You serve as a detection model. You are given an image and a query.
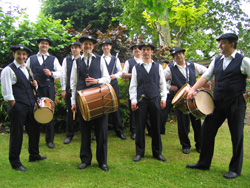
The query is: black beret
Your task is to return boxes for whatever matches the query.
[169,47,185,56]
[216,33,238,41]
[79,35,97,44]
[99,40,113,46]
[37,37,52,45]
[138,43,155,50]
[70,42,81,47]
[130,44,140,50]
[11,45,32,54]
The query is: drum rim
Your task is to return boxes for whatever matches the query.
[171,83,190,105]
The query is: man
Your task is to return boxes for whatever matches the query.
[129,43,167,162]
[1,45,46,171]
[61,42,81,144]
[26,37,62,149]
[186,33,250,179]
[99,39,126,140]
[71,35,110,171]
[122,44,151,140]
[162,47,207,154]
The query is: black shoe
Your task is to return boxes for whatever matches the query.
[131,133,136,140]
[133,155,143,162]
[223,171,239,179]
[47,142,55,149]
[119,133,127,140]
[186,163,210,170]
[183,148,190,154]
[14,165,27,171]
[29,155,47,162]
[196,147,201,153]
[64,137,72,144]
[78,163,90,170]
[100,164,109,171]
[92,135,96,141]
[154,154,167,162]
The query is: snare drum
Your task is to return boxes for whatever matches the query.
[171,84,191,114]
[34,97,54,124]
[187,90,214,119]
[77,83,118,121]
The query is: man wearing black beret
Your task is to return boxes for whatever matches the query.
[61,42,82,144]
[26,37,62,149]
[129,43,167,162]
[99,39,126,140]
[162,46,207,154]
[186,33,250,179]
[1,45,46,171]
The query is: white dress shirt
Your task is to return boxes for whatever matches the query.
[101,54,123,78]
[202,51,250,80]
[129,60,167,103]
[61,55,74,91]
[123,57,142,73]
[26,52,62,79]
[1,60,30,101]
[164,61,208,89]
[70,53,110,105]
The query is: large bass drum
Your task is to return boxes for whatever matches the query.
[77,83,118,121]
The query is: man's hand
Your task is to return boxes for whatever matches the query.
[110,75,116,80]
[243,93,249,103]
[71,104,77,113]
[86,76,98,87]
[30,80,38,88]
[9,100,15,107]
[43,69,52,76]
[131,102,138,111]
[62,90,66,99]
[170,86,178,92]
[187,88,196,100]
[160,100,166,109]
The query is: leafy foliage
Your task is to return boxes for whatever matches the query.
[41,0,123,34]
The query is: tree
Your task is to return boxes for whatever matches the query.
[118,0,250,60]
[41,0,123,34]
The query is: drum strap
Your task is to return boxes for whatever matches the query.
[185,61,189,84]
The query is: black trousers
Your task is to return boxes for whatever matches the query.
[37,86,55,143]
[109,83,123,135]
[198,95,246,174]
[78,110,108,166]
[9,102,40,168]
[129,99,152,135]
[176,108,201,149]
[160,97,173,134]
[135,97,162,156]
[65,91,74,138]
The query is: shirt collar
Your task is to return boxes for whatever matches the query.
[14,60,25,68]
[173,61,189,67]
[139,60,155,65]
[134,56,142,63]
[220,51,237,60]
[102,54,112,58]
[81,53,96,59]
[37,52,50,56]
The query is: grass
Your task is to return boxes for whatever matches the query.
[0,122,250,188]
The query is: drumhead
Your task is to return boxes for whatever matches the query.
[34,108,53,124]
[172,84,190,104]
[195,91,214,115]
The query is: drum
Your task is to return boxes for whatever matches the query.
[77,83,118,121]
[187,90,214,119]
[171,84,191,114]
[34,97,54,124]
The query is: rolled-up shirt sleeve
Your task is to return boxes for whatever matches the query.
[201,59,215,81]
[1,67,16,101]
[70,60,78,105]
[159,64,168,100]
[129,66,138,103]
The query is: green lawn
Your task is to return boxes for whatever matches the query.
[0,122,249,188]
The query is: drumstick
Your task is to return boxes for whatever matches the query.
[73,111,75,120]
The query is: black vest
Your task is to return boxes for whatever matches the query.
[128,58,137,74]
[9,63,35,106]
[136,62,160,101]
[66,56,74,91]
[169,62,196,98]
[76,54,102,90]
[105,55,117,86]
[213,53,246,100]
[29,55,55,87]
